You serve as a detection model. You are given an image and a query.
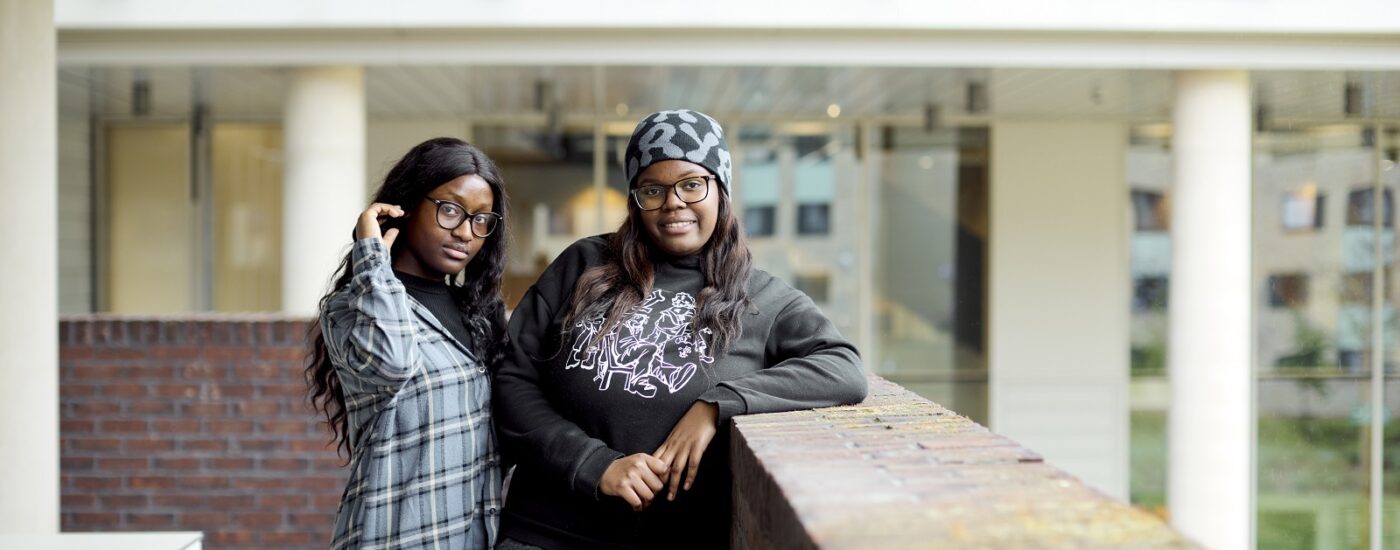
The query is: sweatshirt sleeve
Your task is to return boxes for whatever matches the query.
[698,291,868,424]
[493,240,624,500]
[319,237,421,389]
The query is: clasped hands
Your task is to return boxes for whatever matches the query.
[598,400,718,512]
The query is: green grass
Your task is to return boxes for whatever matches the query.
[1130,410,1400,548]
[1130,411,1167,513]
[1258,511,1318,550]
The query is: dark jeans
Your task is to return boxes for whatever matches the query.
[496,538,545,550]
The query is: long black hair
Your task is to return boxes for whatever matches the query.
[562,184,751,357]
[305,137,510,459]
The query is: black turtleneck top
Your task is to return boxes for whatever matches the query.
[394,269,475,352]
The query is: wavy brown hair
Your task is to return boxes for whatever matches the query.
[304,137,510,460]
[563,186,751,357]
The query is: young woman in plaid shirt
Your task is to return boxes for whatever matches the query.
[306,138,509,549]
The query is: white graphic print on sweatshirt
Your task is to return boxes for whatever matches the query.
[566,289,714,398]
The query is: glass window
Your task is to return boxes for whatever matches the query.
[1256,122,1383,548]
[1267,273,1310,308]
[1130,189,1169,231]
[1132,276,1169,313]
[1348,187,1394,227]
[738,123,863,367]
[740,146,780,238]
[1127,130,1173,515]
[796,203,831,235]
[475,125,601,308]
[794,140,835,236]
[1281,190,1326,231]
[105,122,195,313]
[871,126,987,424]
[1383,123,1400,550]
[1341,270,1392,305]
[743,205,776,237]
[82,68,297,313]
[212,124,283,312]
[793,272,832,304]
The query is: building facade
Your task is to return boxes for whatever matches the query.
[3,1,1399,548]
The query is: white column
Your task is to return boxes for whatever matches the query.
[282,66,366,315]
[0,0,58,534]
[855,122,877,360]
[1168,70,1253,549]
[989,121,1130,500]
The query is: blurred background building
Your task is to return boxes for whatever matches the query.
[4,0,1400,548]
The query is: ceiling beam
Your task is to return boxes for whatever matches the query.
[58,29,1400,71]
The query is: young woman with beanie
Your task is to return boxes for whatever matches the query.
[494,110,868,549]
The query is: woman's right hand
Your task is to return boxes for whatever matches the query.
[599,453,669,512]
[355,203,407,249]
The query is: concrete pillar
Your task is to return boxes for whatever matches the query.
[989,121,1130,500]
[283,66,366,315]
[1167,70,1253,549]
[0,0,58,533]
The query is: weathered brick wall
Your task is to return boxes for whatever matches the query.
[59,316,343,549]
[730,375,1196,548]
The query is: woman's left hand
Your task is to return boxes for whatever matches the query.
[654,400,719,501]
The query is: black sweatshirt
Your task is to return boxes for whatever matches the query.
[494,236,868,549]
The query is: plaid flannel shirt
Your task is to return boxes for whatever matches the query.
[321,237,502,550]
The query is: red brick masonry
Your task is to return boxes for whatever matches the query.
[60,316,1191,549]
[60,316,338,549]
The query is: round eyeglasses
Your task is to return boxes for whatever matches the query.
[630,175,714,211]
[425,197,502,238]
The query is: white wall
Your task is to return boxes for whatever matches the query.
[54,0,1400,33]
[53,2,1400,70]
[0,0,59,534]
[58,88,91,314]
[989,121,1129,500]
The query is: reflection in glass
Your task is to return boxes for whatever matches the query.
[796,203,831,235]
[872,126,987,423]
[793,273,832,304]
[738,124,861,343]
[1255,124,1382,548]
[743,205,776,237]
[1382,123,1400,549]
[1128,129,1172,514]
[474,125,609,307]
[106,123,195,313]
[1131,190,1169,232]
[739,137,780,240]
[212,124,283,311]
[1347,188,1394,228]
[1281,189,1326,231]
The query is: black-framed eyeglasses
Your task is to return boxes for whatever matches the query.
[630,175,714,211]
[425,197,502,238]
